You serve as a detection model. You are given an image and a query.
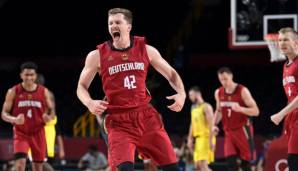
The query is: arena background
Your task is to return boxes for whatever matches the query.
[0,0,297,170]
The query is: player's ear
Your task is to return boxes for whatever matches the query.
[127,24,132,32]
[294,40,298,47]
[294,41,298,56]
[19,73,25,80]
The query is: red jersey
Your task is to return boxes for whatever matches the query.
[218,84,250,131]
[283,59,298,102]
[97,36,151,112]
[11,84,47,135]
[283,58,298,127]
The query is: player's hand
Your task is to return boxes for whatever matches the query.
[166,93,186,112]
[14,114,25,125]
[271,112,285,125]
[231,103,243,113]
[212,126,219,136]
[87,99,109,115]
[43,113,52,123]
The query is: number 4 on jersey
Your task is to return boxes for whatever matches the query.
[27,109,32,118]
[124,75,137,89]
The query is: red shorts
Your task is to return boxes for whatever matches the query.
[105,105,177,167]
[285,111,298,154]
[13,128,46,162]
[224,125,255,161]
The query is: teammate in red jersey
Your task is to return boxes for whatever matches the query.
[271,27,298,171]
[1,62,55,171]
[213,67,259,171]
[77,8,186,171]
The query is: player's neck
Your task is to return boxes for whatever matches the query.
[225,82,237,94]
[196,97,204,105]
[21,82,37,92]
[113,35,130,50]
[287,53,298,63]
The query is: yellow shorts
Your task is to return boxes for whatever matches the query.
[45,125,56,158]
[193,136,215,164]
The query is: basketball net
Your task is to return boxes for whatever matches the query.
[265,34,286,62]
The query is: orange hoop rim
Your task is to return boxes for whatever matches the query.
[265,33,279,41]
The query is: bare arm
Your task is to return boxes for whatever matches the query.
[187,123,194,152]
[76,50,108,115]
[1,88,18,124]
[212,89,221,136]
[48,90,65,158]
[277,96,298,117]
[187,123,193,140]
[57,135,65,159]
[214,89,222,125]
[146,45,186,112]
[45,89,55,117]
[232,87,259,116]
[204,103,216,151]
[77,50,100,106]
[204,103,214,136]
[42,89,56,123]
[271,95,298,125]
[49,90,56,109]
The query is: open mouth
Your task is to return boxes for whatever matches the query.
[112,32,120,40]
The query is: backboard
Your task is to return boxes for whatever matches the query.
[229,0,298,49]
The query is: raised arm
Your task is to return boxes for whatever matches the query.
[1,88,24,125]
[146,45,186,112]
[76,50,108,115]
[232,87,259,116]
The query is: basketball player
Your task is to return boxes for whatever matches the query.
[36,74,66,171]
[1,62,55,171]
[77,8,186,171]
[270,27,298,170]
[214,67,259,171]
[187,86,215,171]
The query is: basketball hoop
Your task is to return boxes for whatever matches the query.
[265,34,286,62]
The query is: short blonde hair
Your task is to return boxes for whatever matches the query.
[108,8,133,24]
[278,27,298,40]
